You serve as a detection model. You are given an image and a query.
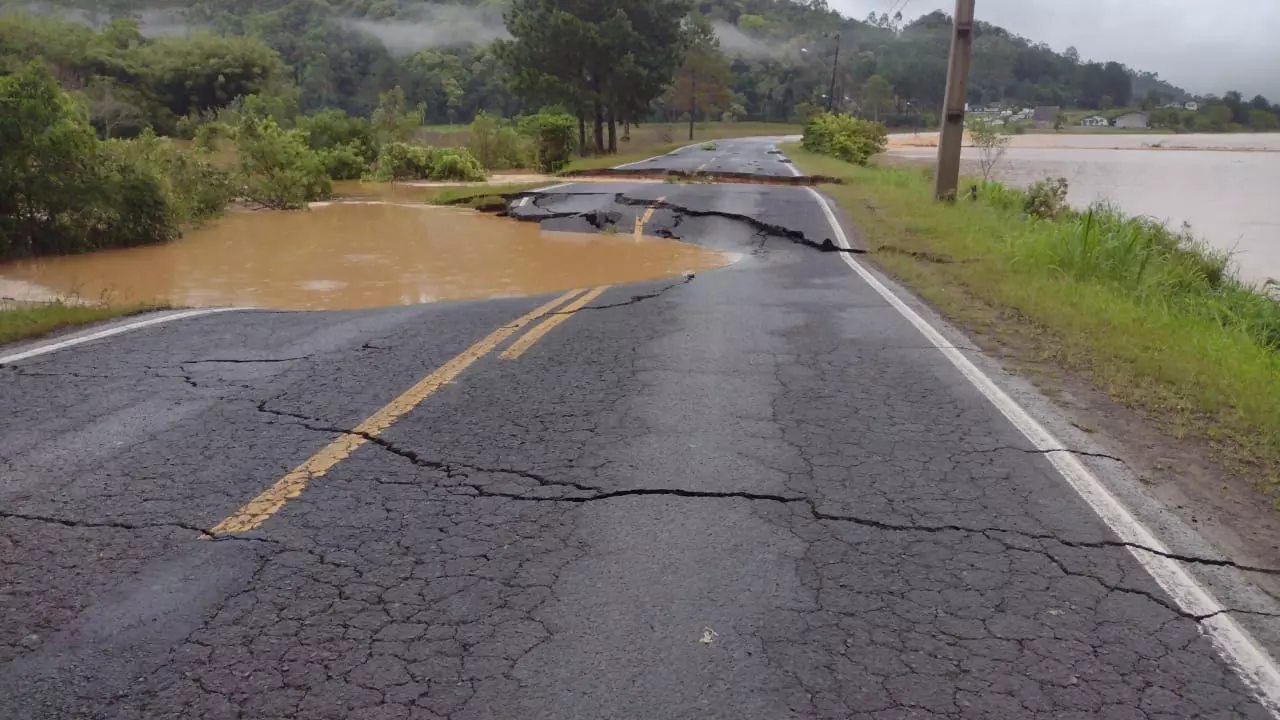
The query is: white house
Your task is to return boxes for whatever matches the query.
[1114,111,1151,129]
[1080,115,1109,127]
[1184,100,1199,112]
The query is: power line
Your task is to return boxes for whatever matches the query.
[888,0,914,18]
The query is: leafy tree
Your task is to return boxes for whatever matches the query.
[500,0,690,154]
[665,13,731,140]
[861,74,894,121]
[235,116,332,209]
[370,85,424,146]
[1223,90,1249,125]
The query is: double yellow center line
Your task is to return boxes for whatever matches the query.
[210,286,606,535]
[210,197,667,536]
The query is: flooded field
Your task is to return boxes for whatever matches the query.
[0,203,735,311]
[889,133,1280,284]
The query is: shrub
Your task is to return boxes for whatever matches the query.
[518,108,578,173]
[801,112,888,166]
[298,110,377,161]
[369,141,433,181]
[467,111,529,170]
[111,131,235,225]
[429,148,486,182]
[192,121,234,152]
[318,142,369,180]
[1023,176,1070,219]
[236,117,332,209]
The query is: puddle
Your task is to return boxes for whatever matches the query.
[0,204,736,311]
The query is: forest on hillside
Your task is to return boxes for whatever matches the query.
[2,0,1222,130]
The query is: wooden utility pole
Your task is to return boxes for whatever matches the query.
[826,33,841,113]
[933,0,976,200]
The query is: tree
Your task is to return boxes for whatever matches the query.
[861,75,894,122]
[1249,109,1279,131]
[1223,90,1249,125]
[1141,88,1165,110]
[1250,94,1273,112]
[965,117,1009,180]
[499,0,690,155]
[85,77,145,139]
[1064,46,1080,64]
[370,86,424,146]
[665,14,731,140]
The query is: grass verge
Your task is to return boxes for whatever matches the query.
[423,182,554,209]
[782,142,1280,503]
[0,303,158,346]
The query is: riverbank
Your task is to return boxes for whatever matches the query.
[783,143,1280,511]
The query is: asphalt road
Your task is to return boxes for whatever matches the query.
[615,135,803,177]
[2,137,1278,719]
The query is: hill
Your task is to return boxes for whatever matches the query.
[2,0,1196,124]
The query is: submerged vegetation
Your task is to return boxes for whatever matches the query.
[787,141,1280,498]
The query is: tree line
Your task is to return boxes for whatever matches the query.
[7,0,1248,135]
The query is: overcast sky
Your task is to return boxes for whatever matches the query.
[830,1,1280,101]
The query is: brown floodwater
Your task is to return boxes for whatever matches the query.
[890,133,1280,284]
[0,203,736,311]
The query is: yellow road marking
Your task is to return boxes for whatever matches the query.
[209,289,585,535]
[632,196,666,241]
[500,286,610,361]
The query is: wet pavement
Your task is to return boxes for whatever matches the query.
[0,204,732,310]
[2,138,1280,719]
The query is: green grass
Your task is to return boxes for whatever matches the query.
[423,182,554,209]
[783,142,1280,501]
[0,303,157,345]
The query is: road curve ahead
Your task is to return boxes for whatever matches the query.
[2,137,1278,719]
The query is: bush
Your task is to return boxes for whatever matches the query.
[111,131,235,225]
[467,112,529,170]
[298,110,377,161]
[369,141,433,181]
[429,148,486,182]
[0,63,210,258]
[801,112,888,166]
[518,108,578,173]
[368,143,486,182]
[1023,176,1069,219]
[236,117,332,209]
[318,143,369,180]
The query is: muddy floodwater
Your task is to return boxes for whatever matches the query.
[889,133,1280,284]
[0,203,735,311]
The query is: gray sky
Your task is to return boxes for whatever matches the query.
[831,0,1280,101]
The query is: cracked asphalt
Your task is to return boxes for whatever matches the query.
[3,137,1279,719]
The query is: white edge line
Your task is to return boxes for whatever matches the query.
[0,307,248,365]
[807,185,1280,714]
[776,144,805,178]
[615,141,700,170]
[531,183,571,194]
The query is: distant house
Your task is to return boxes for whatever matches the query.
[1080,115,1110,127]
[1031,106,1061,128]
[1184,100,1199,112]
[1114,111,1151,129]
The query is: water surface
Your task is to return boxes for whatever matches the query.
[890,133,1280,283]
[0,204,735,310]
